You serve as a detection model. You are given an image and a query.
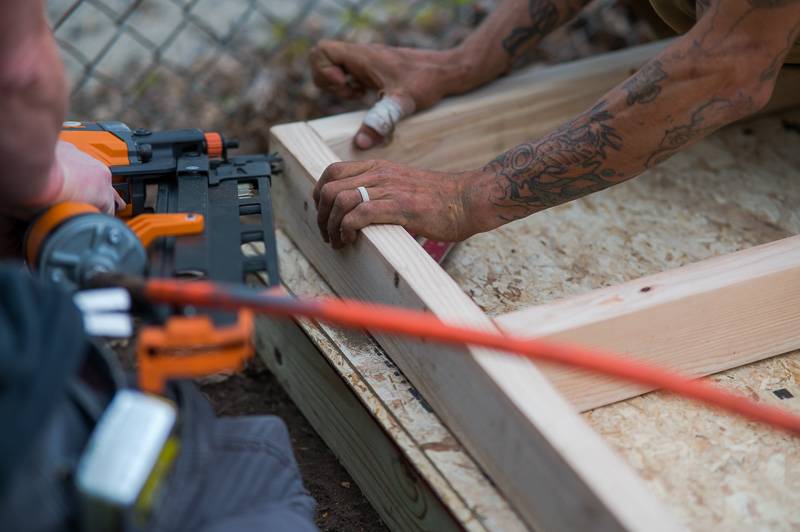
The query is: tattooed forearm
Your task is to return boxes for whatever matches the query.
[463,0,800,232]
[501,0,560,58]
[483,102,624,217]
[442,0,591,93]
[645,94,754,167]
[622,60,668,106]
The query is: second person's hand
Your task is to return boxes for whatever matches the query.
[309,39,474,150]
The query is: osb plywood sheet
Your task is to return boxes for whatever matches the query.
[446,110,800,316]
[586,352,800,531]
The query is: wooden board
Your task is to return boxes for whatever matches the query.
[495,235,800,411]
[250,233,527,532]
[256,317,463,531]
[269,121,679,531]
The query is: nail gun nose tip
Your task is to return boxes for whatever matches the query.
[226,139,240,149]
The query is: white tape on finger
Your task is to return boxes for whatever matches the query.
[362,96,406,137]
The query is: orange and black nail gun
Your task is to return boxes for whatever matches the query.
[25,120,282,393]
[22,121,284,530]
[28,121,280,288]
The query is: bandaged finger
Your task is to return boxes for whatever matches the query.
[362,96,407,138]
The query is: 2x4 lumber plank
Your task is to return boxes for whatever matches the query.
[495,235,800,412]
[308,41,800,174]
[269,121,680,532]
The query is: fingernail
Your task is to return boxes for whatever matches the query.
[355,132,374,150]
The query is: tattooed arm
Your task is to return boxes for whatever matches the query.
[470,0,800,229]
[310,0,587,149]
[314,0,800,247]
[448,0,590,90]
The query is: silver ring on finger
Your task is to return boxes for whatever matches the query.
[357,186,370,203]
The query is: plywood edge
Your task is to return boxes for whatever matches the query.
[495,235,800,411]
[270,120,681,532]
[256,316,469,531]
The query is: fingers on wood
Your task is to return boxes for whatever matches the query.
[340,200,399,245]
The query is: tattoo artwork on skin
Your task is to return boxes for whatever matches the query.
[484,102,624,219]
[502,0,560,58]
[622,60,668,106]
[645,95,753,167]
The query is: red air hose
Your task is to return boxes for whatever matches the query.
[144,278,800,435]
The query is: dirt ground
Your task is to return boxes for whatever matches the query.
[200,360,388,532]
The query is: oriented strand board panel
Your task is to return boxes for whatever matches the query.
[586,351,800,532]
[256,316,465,532]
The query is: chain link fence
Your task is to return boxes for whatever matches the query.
[48,0,654,151]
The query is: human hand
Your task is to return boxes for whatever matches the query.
[0,142,123,257]
[309,40,469,150]
[53,140,123,215]
[313,160,493,248]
